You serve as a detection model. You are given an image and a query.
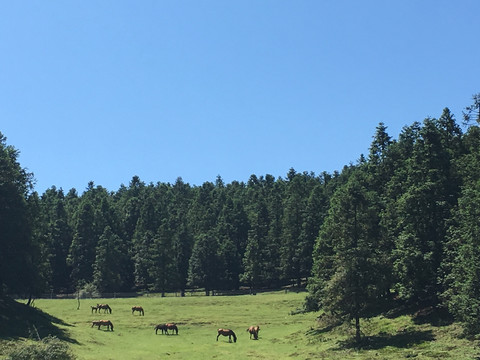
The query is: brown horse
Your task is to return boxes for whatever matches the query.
[155,323,168,334]
[96,304,112,314]
[155,323,178,335]
[132,306,144,316]
[216,328,237,343]
[90,305,98,313]
[165,323,178,335]
[91,320,114,331]
[247,325,260,340]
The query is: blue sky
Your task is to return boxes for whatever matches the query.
[1,1,479,194]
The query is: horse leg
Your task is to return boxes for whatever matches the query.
[216,333,220,341]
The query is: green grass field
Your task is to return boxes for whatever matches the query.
[1,291,479,359]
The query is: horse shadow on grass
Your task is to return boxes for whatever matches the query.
[0,296,78,344]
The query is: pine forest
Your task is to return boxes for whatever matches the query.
[2,94,480,337]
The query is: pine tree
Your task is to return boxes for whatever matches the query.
[309,169,381,343]
[93,226,127,292]
[188,232,219,295]
[0,132,35,296]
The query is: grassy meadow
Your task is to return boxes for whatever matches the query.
[1,291,479,359]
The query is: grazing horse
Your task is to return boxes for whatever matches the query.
[155,322,178,335]
[91,320,114,331]
[165,323,178,335]
[216,328,237,343]
[96,304,112,314]
[247,325,260,340]
[132,306,144,316]
[155,323,168,335]
[90,305,98,313]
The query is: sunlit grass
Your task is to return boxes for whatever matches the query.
[1,291,478,359]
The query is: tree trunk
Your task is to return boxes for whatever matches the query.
[355,314,361,344]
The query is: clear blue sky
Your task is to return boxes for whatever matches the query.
[1,1,479,194]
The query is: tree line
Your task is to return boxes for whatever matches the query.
[1,94,480,336]
[0,146,337,298]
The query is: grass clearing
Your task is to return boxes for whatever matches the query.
[1,291,479,359]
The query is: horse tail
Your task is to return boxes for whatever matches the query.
[232,331,237,343]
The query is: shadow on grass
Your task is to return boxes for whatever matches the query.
[411,306,454,327]
[336,329,435,351]
[0,296,78,343]
[372,300,453,330]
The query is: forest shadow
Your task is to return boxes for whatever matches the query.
[411,306,454,327]
[337,329,435,350]
[383,304,454,328]
[0,296,78,343]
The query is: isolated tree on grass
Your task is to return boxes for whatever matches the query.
[310,169,382,343]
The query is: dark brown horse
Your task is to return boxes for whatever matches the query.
[155,323,168,335]
[91,320,114,331]
[155,323,178,335]
[132,306,144,316]
[246,325,260,340]
[90,305,98,313]
[165,323,178,335]
[96,304,112,314]
[216,328,237,343]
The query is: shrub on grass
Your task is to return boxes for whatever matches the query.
[4,336,75,360]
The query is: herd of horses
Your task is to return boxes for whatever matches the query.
[89,303,260,342]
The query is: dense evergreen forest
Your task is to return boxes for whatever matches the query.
[1,94,480,336]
